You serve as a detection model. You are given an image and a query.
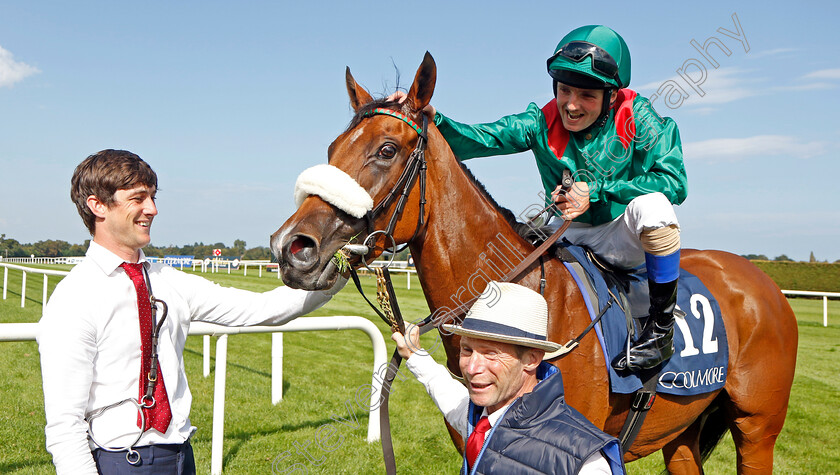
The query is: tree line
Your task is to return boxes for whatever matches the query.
[1,234,832,264]
[0,234,273,260]
[741,251,837,263]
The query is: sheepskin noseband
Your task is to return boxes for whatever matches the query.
[293,164,374,219]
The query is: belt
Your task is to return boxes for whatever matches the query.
[92,440,192,466]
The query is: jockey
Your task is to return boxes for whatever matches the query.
[413,25,688,371]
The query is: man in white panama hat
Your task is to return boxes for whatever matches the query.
[393,281,625,474]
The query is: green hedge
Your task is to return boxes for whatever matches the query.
[751,261,840,292]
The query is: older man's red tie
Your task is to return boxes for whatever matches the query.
[466,416,490,469]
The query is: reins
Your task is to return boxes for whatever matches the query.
[349,108,427,475]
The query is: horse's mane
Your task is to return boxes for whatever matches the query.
[454,160,549,242]
[453,161,518,227]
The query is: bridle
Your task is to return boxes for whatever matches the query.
[342,106,583,475]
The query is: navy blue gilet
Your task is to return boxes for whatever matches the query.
[462,362,625,474]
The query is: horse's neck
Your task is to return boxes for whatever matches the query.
[410,136,538,312]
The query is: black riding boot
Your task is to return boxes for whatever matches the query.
[613,279,678,372]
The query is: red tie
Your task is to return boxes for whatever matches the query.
[121,263,172,433]
[466,416,490,469]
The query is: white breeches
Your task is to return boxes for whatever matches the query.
[550,192,680,269]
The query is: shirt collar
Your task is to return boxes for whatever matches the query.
[483,402,513,428]
[87,240,148,275]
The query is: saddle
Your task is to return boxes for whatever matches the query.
[516,225,729,397]
[560,242,652,343]
[517,228,728,452]
[519,225,644,338]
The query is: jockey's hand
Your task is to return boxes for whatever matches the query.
[386,91,436,120]
[552,182,591,221]
[391,323,422,360]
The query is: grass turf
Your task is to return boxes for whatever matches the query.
[0,265,837,473]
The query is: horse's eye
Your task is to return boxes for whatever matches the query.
[377,143,397,159]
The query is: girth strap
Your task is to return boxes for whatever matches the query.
[565,248,660,454]
[618,368,659,453]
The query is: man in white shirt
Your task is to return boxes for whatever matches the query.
[38,149,345,474]
[393,282,626,474]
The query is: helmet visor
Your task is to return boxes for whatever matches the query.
[547,41,621,87]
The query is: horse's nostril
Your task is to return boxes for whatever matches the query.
[289,236,313,256]
[285,235,319,272]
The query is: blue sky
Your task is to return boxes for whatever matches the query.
[1,1,838,261]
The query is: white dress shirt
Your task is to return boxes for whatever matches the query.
[405,352,614,474]
[38,241,339,474]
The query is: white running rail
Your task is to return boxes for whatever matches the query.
[0,316,387,475]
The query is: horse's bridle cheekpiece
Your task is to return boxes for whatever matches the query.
[360,108,428,246]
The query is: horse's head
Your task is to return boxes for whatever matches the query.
[271,53,437,290]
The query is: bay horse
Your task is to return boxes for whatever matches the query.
[270,53,798,474]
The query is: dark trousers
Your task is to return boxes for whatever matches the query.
[92,441,196,475]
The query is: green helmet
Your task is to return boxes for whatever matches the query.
[547,25,631,89]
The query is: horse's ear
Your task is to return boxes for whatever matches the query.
[407,51,436,111]
[346,66,374,112]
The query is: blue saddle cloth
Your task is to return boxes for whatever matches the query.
[561,244,728,396]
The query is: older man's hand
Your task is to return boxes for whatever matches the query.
[391,324,422,360]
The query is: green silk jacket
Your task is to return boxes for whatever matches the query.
[434,89,688,226]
